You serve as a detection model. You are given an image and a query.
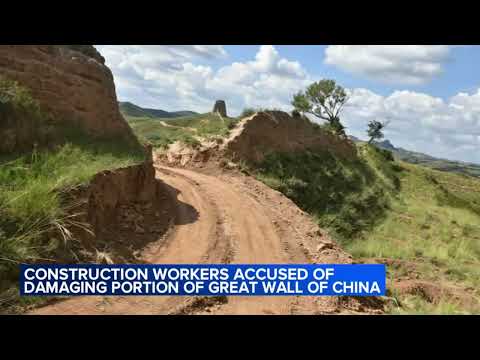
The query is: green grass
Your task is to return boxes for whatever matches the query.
[0,77,42,112]
[349,163,480,263]
[168,112,238,138]
[126,112,239,149]
[0,138,144,288]
[0,78,145,311]
[119,101,198,119]
[349,162,480,308]
[372,139,480,178]
[128,117,200,149]
[255,144,400,240]
[250,142,480,314]
[238,107,284,118]
[389,294,471,315]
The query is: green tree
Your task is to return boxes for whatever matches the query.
[367,120,389,144]
[291,79,349,135]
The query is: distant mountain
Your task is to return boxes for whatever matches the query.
[350,136,480,178]
[119,101,198,119]
[376,139,395,151]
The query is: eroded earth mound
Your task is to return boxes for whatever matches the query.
[0,45,137,152]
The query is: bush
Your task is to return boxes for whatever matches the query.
[180,134,201,149]
[291,109,301,118]
[254,147,399,241]
[0,80,145,303]
[0,77,42,111]
[240,108,256,118]
[0,77,53,154]
[377,147,395,161]
[239,107,286,119]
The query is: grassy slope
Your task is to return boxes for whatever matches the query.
[373,140,480,178]
[412,158,480,178]
[252,143,480,314]
[0,79,145,311]
[355,162,480,314]
[126,112,238,149]
[119,101,198,119]
[255,145,399,240]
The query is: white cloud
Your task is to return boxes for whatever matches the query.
[343,88,480,163]
[250,45,305,78]
[172,45,227,59]
[95,45,480,164]
[97,45,310,115]
[325,45,451,85]
[206,46,310,112]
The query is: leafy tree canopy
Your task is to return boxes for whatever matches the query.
[292,79,349,136]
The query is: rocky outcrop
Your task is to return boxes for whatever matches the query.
[223,111,357,163]
[212,100,227,117]
[0,45,137,146]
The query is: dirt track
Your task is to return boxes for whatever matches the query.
[30,165,380,315]
[160,121,197,132]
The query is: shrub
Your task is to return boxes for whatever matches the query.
[0,80,144,304]
[180,134,201,149]
[240,108,256,118]
[0,77,42,111]
[254,148,399,240]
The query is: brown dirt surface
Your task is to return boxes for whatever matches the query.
[359,257,480,311]
[0,45,137,152]
[222,111,357,164]
[28,163,384,315]
[156,111,358,169]
[392,279,479,310]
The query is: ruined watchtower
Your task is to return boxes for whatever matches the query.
[212,100,227,117]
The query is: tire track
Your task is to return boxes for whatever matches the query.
[29,165,363,315]
[29,168,229,315]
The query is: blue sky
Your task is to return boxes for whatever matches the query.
[224,45,480,99]
[96,45,480,164]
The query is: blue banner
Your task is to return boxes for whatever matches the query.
[20,264,386,296]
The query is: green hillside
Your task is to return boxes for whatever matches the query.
[126,112,238,149]
[0,78,145,312]
[119,101,198,119]
[251,143,480,314]
[395,151,480,178]
[360,138,480,178]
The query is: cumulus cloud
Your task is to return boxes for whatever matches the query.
[97,45,310,115]
[324,45,451,85]
[343,88,480,163]
[96,45,480,164]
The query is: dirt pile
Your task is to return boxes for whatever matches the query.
[0,45,137,150]
[223,111,357,164]
[66,148,173,263]
[162,140,219,167]
[157,111,357,168]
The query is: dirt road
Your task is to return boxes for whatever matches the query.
[30,165,378,315]
[160,121,197,132]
